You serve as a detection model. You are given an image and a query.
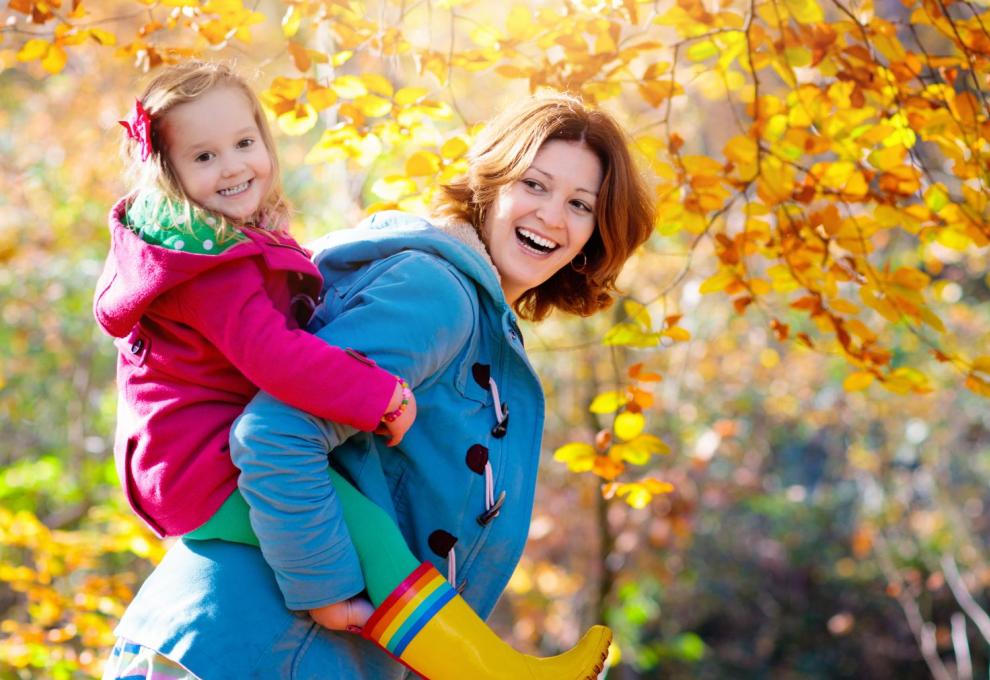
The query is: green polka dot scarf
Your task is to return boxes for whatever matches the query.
[125,191,247,254]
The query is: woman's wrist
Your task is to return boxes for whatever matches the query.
[381,378,411,423]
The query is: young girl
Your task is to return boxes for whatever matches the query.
[94,61,415,629]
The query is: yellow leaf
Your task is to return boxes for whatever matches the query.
[405,151,441,177]
[891,267,929,291]
[506,4,533,39]
[371,175,417,201]
[783,0,824,23]
[724,135,757,165]
[623,299,651,329]
[553,442,596,472]
[331,75,367,99]
[308,87,337,111]
[603,323,659,347]
[589,390,627,414]
[40,43,66,74]
[88,28,117,46]
[966,374,990,398]
[441,136,469,160]
[277,103,317,136]
[470,25,502,49]
[843,371,875,392]
[395,86,428,106]
[661,326,691,342]
[331,50,353,66]
[281,5,301,37]
[355,94,392,117]
[699,269,735,294]
[829,298,860,315]
[972,356,990,374]
[17,39,49,62]
[361,73,394,98]
[638,80,680,108]
[612,434,670,463]
[614,412,645,441]
[266,76,306,101]
[687,39,718,62]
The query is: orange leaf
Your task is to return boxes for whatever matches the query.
[288,42,311,72]
[843,371,875,392]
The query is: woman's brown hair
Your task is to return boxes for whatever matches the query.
[433,93,655,321]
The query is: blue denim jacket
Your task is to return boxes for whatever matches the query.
[114,212,547,678]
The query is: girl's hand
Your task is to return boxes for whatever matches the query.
[375,382,417,446]
[309,596,374,633]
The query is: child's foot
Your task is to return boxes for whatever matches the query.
[309,597,374,632]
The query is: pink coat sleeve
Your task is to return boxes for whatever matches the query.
[175,258,397,432]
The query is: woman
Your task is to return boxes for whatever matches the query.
[105,93,655,679]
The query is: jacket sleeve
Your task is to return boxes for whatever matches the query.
[176,258,397,432]
[230,252,476,610]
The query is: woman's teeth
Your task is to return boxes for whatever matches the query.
[219,181,250,196]
[516,228,558,253]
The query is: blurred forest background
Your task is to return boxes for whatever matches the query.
[2,0,990,677]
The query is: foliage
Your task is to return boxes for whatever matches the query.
[2,0,990,676]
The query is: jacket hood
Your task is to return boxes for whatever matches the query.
[309,211,506,309]
[94,197,318,338]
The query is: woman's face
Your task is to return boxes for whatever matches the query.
[481,140,602,305]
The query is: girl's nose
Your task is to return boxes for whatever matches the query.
[221,156,245,177]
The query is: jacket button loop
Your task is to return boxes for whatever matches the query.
[490,404,509,438]
[476,491,506,526]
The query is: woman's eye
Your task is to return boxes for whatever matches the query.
[195,152,214,163]
[522,178,544,191]
[571,200,592,213]
[237,138,254,149]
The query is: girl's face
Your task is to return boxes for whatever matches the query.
[162,86,273,222]
[481,140,602,304]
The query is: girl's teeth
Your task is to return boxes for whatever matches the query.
[219,181,249,196]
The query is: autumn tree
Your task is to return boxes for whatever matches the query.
[2,0,990,676]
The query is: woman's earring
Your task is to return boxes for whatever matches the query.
[571,252,588,272]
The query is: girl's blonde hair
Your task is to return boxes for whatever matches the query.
[433,93,655,321]
[120,60,286,238]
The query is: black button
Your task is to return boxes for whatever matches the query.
[472,363,491,390]
[130,338,144,354]
[428,529,458,557]
[466,444,489,474]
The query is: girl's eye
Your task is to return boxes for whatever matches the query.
[522,178,544,191]
[195,152,214,163]
[571,199,593,213]
[237,138,254,149]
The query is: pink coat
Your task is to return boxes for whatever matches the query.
[94,198,397,537]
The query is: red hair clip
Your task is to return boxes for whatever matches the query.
[119,98,153,162]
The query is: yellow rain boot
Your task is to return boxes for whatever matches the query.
[363,562,611,680]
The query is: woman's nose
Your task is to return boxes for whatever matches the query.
[537,199,565,230]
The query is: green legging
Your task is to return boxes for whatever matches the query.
[185,469,418,606]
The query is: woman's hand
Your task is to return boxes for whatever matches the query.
[376,380,417,446]
[309,596,374,633]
